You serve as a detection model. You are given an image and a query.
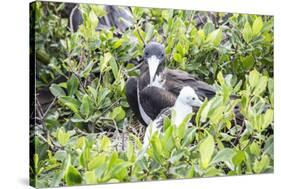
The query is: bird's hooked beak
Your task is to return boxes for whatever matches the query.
[147,55,160,83]
[193,98,203,107]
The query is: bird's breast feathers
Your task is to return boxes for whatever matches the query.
[148,74,166,89]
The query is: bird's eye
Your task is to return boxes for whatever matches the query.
[192,97,195,101]
[161,53,164,57]
[145,52,149,56]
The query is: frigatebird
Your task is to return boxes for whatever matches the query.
[125,42,216,126]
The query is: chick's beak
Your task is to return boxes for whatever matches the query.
[194,98,203,107]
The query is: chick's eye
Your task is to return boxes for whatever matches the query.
[145,52,149,56]
[192,97,195,101]
[161,53,164,57]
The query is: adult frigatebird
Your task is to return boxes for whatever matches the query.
[125,42,216,126]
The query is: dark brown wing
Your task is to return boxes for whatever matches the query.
[164,68,216,100]
[140,86,176,120]
[125,77,147,125]
[138,70,150,91]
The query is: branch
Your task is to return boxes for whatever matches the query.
[91,98,122,126]
[234,120,245,146]
[42,97,57,119]
[67,53,90,96]
[128,7,146,46]
[35,96,44,120]
[126,62,143,72]
[136,27,146,46]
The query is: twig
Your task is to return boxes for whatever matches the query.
[36,132,61,152]
[42,97,57,119]
[122,118,128,151]
[128,7,146,46]
[75,128,89,136]
[67,54,90,96]
[136,27,146,46]
[100,117,121,138]
[234,120,245,146]
[126,62,144,72]
[197,14,204,26]
[91,98,122,126]
[241,136,255,151]
[35,96,44,119]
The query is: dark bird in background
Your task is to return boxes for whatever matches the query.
[126,42,216,126]
[61,4,134,33]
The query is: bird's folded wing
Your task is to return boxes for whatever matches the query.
[165,69,216,100]
[139,86,176,120]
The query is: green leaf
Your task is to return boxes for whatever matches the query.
[263,109,273,130]
[57,128,70,147]
[92,5,106,17]
[84,171,97,184]
[100,52,119,79]
[67,74,79,97]
[203,22,215,35]
[173,52,182,63]
[268,78,274,95]
[195,99,208,126]
[249,142,261,156]
[33,153,39,171]
[241,54,254,70]
[253,76,268,95]
[99,136,111,152]
[248,69,260,88]
[65,166,82,186]
[127,141,135,162]
[111,106,126,122]
[80,94,91,118]
[112,39,124,49]
[100,52,111,73]
[111,161,131,179]
[242,22,253,43]
[252,17,263,36]
[194,29,206,46]
[162,10,173,21]
[232,150,245,166]
[88,156,106,170]
[199,134,215,169]
[263,136,273,158]
[145,22,155,42]
[55,150,67,161]
[89,11,98,30]
[79,145,90,168]
[81,61,95,78]
[59,96,80,114]
[211,148,235,166]
[206,28,222,47]
[50,84,66,97]
[151,134,163,163]
[253,155,270,173]
[217,71,225,85]
[169,149,185,164]
[109,55,119,80]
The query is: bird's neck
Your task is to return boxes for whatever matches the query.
[173,100,192,127]
[155,64,165,77]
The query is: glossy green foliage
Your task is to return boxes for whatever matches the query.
[30,2,273,187]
